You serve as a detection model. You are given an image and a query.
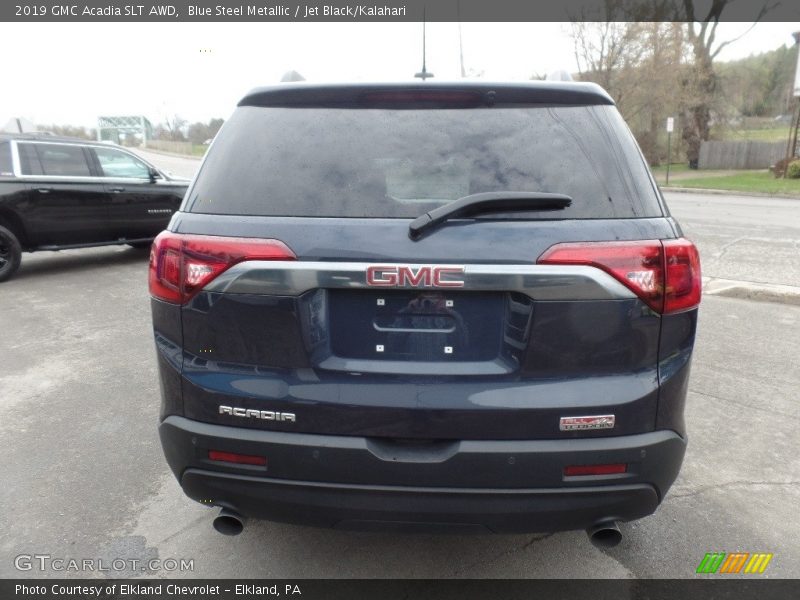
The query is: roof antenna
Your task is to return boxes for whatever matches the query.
[414,8,434,80]
[457,0,466,78]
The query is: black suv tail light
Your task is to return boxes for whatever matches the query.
[538,238,701,314]
[148,231,296,304]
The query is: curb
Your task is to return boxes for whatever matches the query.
[703,277,800,306]
[660,186,800,200]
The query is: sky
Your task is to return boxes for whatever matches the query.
[1,21,798,128]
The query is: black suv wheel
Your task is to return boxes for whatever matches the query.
[0,224,22,282]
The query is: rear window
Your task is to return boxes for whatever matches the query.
[187,104,661,219]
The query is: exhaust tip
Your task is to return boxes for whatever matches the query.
[587,521,622,549]
[213,509,246,536]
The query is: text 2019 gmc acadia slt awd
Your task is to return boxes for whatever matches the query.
[150,81,700,546]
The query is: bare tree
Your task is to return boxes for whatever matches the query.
[187,118,225,145]
[679,0,775,166]
[572,21,685,164]
[161,114,188,142]
[572,22,643,108]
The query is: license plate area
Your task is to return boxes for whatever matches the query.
[329,290,505,362]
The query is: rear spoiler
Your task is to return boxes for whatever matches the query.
[238,81,615,108]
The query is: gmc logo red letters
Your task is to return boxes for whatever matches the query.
[366,265,465,288]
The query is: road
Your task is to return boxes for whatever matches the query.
[1,152,798,579]
[665,192,800,287]
[137,149,200,181]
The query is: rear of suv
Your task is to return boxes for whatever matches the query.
[151,82,700,544]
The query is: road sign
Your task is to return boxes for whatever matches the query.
[666,118,675,185]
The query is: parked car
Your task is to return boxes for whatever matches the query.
[150,81,701,546]
[0,134,189,281]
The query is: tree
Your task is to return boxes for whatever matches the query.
[36,124,96,140]
[187,118,225,144]
[679,0,774,167]
[572,22,685,165]
[158,114,188,141]
[633,22,686,165]
[716,44,796,118]
[572,22,642,108]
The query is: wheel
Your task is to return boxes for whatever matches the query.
[0,224,22,282]
[127,241,153,250]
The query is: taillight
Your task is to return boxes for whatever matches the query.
[149,231,296,304]
[537,238,701,314]
[662,238,702,314]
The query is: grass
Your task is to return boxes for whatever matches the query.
[665,170,800,196]
[714,126,790,143]
[651,163,691,176]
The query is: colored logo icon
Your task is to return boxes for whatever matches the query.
[696,552,773,574]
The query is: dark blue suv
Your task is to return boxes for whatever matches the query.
[150,81,700,546]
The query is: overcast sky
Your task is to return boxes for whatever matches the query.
[1,21,797,128]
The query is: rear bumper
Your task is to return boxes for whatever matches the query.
[160,416,686,534]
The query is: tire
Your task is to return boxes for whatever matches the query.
[127,241,153,250]
[0,224,22,282]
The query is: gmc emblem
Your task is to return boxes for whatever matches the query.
[366,265,465,288]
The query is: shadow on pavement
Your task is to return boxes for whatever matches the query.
[13,246,150,281]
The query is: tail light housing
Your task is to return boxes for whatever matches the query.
[149,231,296,304]
[662,239,703,313]
[537,238,701,314]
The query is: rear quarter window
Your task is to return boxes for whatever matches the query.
[0,142,12,176]
[94,146,150,178]
[187,104,661,219]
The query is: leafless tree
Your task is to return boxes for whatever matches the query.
[679,0,775,166]
[571,21,685,164]
[161,114,188,142]
[572,22,644,108]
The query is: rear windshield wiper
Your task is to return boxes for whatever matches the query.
[408,191,572,240]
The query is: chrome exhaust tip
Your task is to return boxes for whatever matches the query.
[213,508,246,536]
[587,521,622,548]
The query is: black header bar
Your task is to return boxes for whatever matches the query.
[3,0,798,22]
[3,579,800,600]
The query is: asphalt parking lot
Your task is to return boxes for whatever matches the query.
[1,152,798,579]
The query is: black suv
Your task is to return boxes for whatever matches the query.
[0,134,188,281]
[151,82,701,546]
